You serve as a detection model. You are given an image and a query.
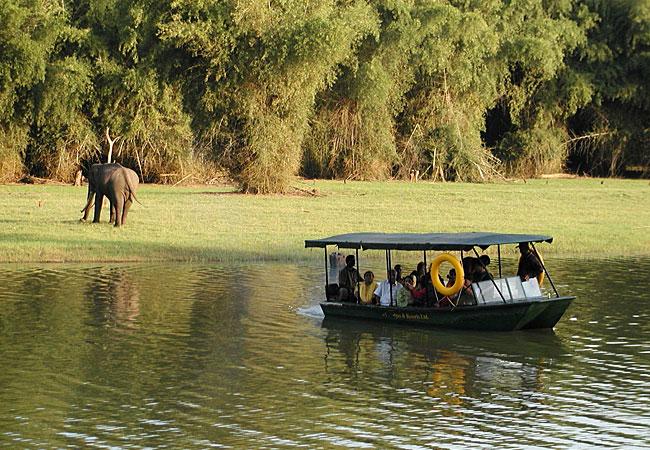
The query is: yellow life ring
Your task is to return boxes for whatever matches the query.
[430,253,465,297]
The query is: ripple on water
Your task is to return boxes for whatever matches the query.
[0,259,649,447]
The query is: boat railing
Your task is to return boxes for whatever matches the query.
[472,277,543,305]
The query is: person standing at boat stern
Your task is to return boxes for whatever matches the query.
[338,255,363,302]
[373,269,402,307]
[516,242,543,281]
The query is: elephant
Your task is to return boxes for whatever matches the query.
[80,163,121,222]
[80,163,140,227]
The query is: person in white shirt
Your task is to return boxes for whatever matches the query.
[373,269,402,307]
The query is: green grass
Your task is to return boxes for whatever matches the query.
[0,177,648,262]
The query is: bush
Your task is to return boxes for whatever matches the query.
[303,99,394,180]
[496,126,567,177]
[0,124,27,182]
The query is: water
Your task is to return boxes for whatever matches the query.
[0,259,649,448]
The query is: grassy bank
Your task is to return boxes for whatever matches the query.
[0,178,648,263]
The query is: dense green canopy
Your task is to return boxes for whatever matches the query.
[0,0,648,191]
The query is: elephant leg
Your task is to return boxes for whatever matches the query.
[109,202,116,224]
[113,196,124,227]
[121,198,133,225]
[81,191,95,221]
[93,193,105,223]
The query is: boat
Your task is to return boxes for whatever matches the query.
[305,232,575,331]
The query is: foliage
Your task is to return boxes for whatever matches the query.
[0,0,66,180]
[94,67,194,182]
[565,0,650,177]
[161,0,378,192]
[397,2,504,182]
[27,55,98,180]
[0,123,28,182]
[0,0,648,190]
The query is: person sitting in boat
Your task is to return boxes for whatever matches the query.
[409,262,428,291]
[460,257,476,281]
[446,268,457,287]
[437,262,475,307]
[405,273,427,306]
[516,242,543,281]
[437,269,459,307]
[394,264,403,283]
[415,263,437,306]
[397,275,419,307]
[472,255,493,282]
[359,271,378,305]
[373,269,401,307]
[338,255,362,302]
[458,258,476,291]
[415,261,427,280]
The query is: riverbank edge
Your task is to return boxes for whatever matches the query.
[2,251,650,265]
[1,178,649,263]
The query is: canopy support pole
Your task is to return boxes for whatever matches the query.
[452,251,464,308]
[498,245,502,278]
[385,249,390,280]
[385,249,390,306]
[423,251,428,305]
[426,251,439,305]
[355,247,360,304]
[324,247,329,301]
[388,249,394,307]
[473,247,507,304]
[531,242,560,297]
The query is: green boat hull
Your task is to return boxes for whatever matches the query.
[521,296,575,329]
[320,296,575,331]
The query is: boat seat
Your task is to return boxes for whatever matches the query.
[472,277,543,304]
[522,277,543,298]
[473,278,511,304]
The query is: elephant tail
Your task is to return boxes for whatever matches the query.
[131,192,143,206]
[125,174,143,206]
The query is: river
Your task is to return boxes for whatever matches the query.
[0,258,649,448]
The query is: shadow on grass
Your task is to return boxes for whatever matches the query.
[197,191,242,196]
[0,219,36,224]
[0,231,306,263]
[0,218,115,226]
[195,188,320,197]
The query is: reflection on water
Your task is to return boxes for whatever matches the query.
[0,259,648,448]
[86,267,141,329]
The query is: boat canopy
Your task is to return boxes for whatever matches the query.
[305,232,553,251]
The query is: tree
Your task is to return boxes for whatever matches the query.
[0,0,65,181]
[161,0,377,192]
[566,0,650,177]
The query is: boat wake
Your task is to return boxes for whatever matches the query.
[296,304,324,319]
